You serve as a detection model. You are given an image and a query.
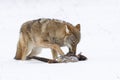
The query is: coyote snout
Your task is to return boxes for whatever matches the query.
[14,18,81,60]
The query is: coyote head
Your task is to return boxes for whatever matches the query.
[65,24,81,55]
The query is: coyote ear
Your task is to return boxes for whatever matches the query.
[76,24,80,31]
[66,25,72,33]
[65,25,70,33]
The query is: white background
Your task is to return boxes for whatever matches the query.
[0,0,120,80]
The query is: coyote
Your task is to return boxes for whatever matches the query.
[14,18,81,60]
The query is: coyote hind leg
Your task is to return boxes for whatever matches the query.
[14,33,32,60]
[21,46,31,60]
[51,49,58,60]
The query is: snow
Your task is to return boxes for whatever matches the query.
[0,0,120,80]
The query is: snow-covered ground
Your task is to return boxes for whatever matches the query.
[0,0,120,80]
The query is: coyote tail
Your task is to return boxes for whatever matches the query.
[14,33,24,60]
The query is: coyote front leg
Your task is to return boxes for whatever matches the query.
[51,49,58,60]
